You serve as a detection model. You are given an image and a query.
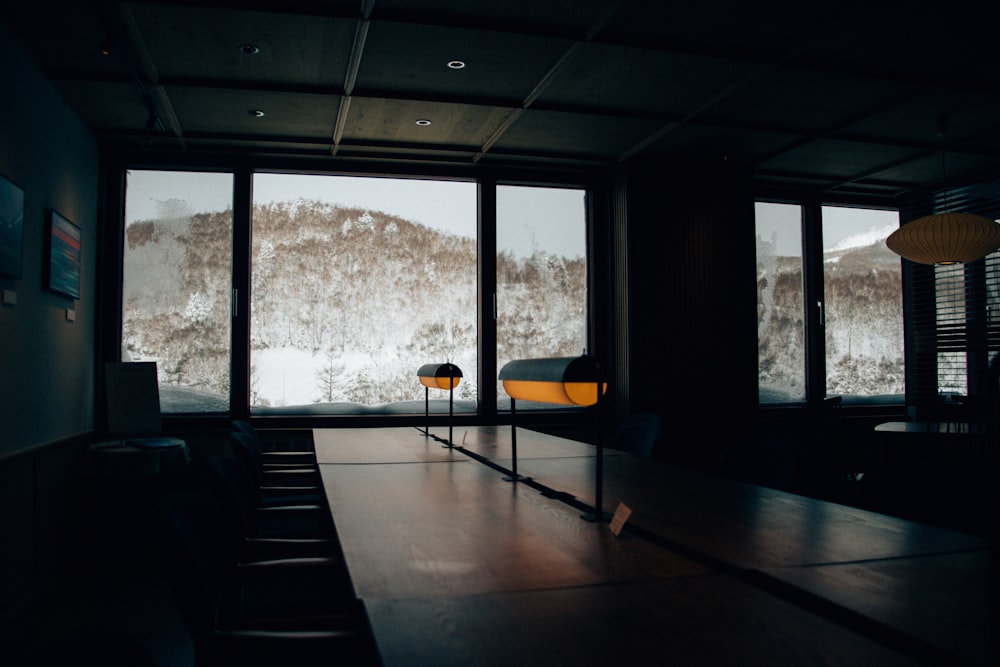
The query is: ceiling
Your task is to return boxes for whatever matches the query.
[5,0,1000,199]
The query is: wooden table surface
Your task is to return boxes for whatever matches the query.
[315,426,990,666]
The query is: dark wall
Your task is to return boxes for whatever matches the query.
[620,158,757,469]
[0,24,99,457]
[0,24,100,626]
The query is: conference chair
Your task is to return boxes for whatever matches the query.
[224,434,327,508]
[229,430,322,492]
[610,412,662,460]
[231,419,319,467]
[203,454,336,545]
[155,491,375,667]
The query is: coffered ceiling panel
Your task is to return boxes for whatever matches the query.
[128,4,357,88]
[165,87,343,138]
[3,0,999,198]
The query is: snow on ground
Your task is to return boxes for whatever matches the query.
[252,347,325,406]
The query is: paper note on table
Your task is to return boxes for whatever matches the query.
[609,502,633,536]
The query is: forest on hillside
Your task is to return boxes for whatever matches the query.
[122,199,586,410]
[757,239,904,401]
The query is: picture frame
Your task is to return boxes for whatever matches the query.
[47,209,81,299]
[0,172,25,278]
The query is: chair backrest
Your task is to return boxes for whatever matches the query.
[155,491,237,640]
[203,454,260,538]
[229,431,265,487]
[231,419,259,443]
[611,413,661,459]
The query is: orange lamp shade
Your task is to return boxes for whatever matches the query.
[499,356,606,406]
[886,212,1000,265]
[417,363,462,390]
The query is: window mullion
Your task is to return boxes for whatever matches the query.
[802,201,826,406]
[231,167,252,419]
[478,175,497,419]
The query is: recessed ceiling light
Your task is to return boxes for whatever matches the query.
[240,43,260,55]
[415,119,432,126]
[447,60,466,70]
[249,110,265,118]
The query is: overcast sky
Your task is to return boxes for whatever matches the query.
[756,202,899,256]
[125,170,586,258]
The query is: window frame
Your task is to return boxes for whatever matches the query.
[755,192,905,410]
[494,181,593,412]
[103,156,606,427]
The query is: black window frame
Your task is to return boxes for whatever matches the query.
[98,152,610,430]
[755,192,906,411]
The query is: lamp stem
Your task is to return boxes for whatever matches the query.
[595,402,603,519]
[504,398,519,482]
[512,397,518,479]
[582,380,605,522]
[448,371,454,447]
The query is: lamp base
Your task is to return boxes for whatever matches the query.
[502,475,531,483]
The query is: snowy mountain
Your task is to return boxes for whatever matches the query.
[758,228,904,401]
[123,200,586,411]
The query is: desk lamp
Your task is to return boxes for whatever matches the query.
[417,363,462,447]
[498,355,608,520]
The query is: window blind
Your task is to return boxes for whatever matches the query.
[901,177,1000,419]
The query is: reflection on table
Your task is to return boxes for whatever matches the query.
[316,426,990,666]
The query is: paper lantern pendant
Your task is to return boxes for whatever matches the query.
[886,212,1000,265]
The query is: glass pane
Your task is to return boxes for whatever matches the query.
[122,170,233,413]
[496,185,588,410]
[250,174,477,413]
[822,205,903,398]
[756,202,805,403]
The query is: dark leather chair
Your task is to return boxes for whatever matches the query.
[154,491,376,667]
[610,413,661,459]
[229,431,322,491]
[231,419,319,467]
[203,454,336,544]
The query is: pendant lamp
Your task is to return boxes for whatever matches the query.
[886,212,1000,265]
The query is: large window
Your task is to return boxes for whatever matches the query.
[121,170,233,413]
[755,202,805,403]
[756,201,903,405]
[249,174,477,413]
[119,170,592,416]
[821,206,903,398]
[903,180,1000,413]
[925,257,1000,401]
[496,185,589,409]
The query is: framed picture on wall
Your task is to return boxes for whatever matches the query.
[0,172,25,278]
[47,209,81,299]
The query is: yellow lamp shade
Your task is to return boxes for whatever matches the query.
[417,363,462,390]
[886,212,1000,265]
[499,356,606,406]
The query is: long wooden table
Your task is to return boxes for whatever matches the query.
[315,426,990,666]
